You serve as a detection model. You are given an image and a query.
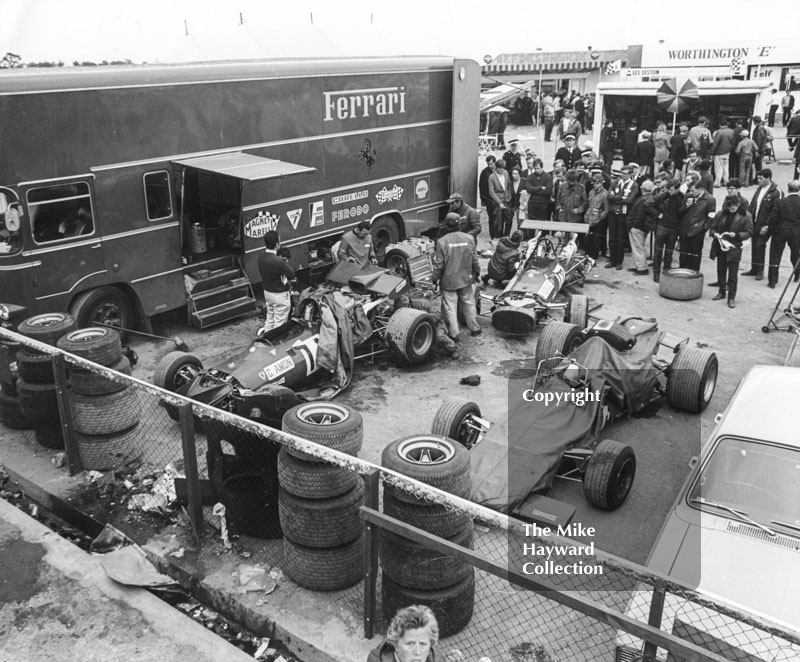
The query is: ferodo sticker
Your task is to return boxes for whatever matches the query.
[258,356,294,382]
[244,211,279,238]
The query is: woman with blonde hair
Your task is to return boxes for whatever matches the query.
[368,605,439,661]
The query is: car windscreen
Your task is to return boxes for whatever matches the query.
[688,436,800,529]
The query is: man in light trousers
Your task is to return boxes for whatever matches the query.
[432,213,482,340]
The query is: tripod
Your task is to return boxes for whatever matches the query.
[762,255,800,333]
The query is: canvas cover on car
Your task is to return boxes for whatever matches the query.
[470,317,661,513]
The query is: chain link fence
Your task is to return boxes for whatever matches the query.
[1,326,798,662]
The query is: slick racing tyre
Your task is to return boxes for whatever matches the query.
[385,308,436,366]
[565,294,589,329]
[534,321,582,371]
[430,397,483,449]
[658,268,703,301]
[666,347,718,413]
[583,439,636,510]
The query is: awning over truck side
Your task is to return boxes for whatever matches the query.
[173,153,316,181]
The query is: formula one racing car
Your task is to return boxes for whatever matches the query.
[483,220,595,336]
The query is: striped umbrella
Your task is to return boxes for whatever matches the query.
[656,77,699,114]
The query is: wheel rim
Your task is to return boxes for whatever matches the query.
[614,458,635,501]
[702,361,718,404]
[65,328,109,343]
[412,321,434,355]
[91,301,124,328]
[386,254,409,278]
[295,403,350,426]
[26,313,67,328]
[173,363,200,388]
[397,436,456,465]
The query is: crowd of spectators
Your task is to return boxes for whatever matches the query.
[476,110,800,310]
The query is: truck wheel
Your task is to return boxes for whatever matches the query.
[385,308,435,366]
[16,349,55,384]
[534,321,582,370]
[658,268,703,301]
[69,355,131,396]
[277,447,358,499]
[381,571,475,638]
[371,217,401,265]
[666,347,718,413]
[565,294,589,329]
[283,535,364,591]
[383,497,472,538]
[70,286,134,339]
[382,435,471,502]
[282,402,363,462]
[153,351,203,421]
[17,313,77,351]
[71,387,140,435]
[583,439,636,510]
[56,327,123,366]
[381,521,474,590]
[278,480,364,548]
[430,397,482,449]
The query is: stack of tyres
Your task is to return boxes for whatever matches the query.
[0,340,31,430]
[56,327,140,470]
[15,313,78,448]
[380,435,475,637]
[278,403,365,591]
[205,420,283,539]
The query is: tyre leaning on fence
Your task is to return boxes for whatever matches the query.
[658,268,704,301]
[380,434,475,636]
[279,402,365,590]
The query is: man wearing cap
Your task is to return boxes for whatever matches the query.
[446,193,481,240]
[555,135,582,170]
[606,165,639,270]
[734,130,758,185]
[337,220,377,268]
[503,139,524,173]
[488,159,513,242]
[432,214,482,339]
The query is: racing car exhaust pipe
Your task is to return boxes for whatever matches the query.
[96,323,189,351]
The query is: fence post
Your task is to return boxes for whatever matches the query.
[643,580,667,662]
[52,353,81,475]
[362,469,381,640]
[178,403,203,547]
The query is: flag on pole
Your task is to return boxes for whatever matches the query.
[605,59,622,76]
[729,55,746,76]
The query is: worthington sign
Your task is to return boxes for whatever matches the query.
[666,46,776,61]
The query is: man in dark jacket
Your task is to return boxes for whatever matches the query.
[606,165,639,270]
[432,214,481,339]
[652,178,683,283]
[678,182,717,271]
[744,168,782,279]
[478,155,497,223]
[752,117,769,175]
[482,231,521,286]
[555,135,582,170]
[626,180,658,275]
[257,231,295,332]
[621,120,639,164]
[525,158,553,222]
[709,195,753,308]
[767,180,800,288]
[445,192,481,240]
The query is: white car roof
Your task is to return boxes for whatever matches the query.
[716,365,800,447]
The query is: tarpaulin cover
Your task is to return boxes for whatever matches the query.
[470,317,661,513]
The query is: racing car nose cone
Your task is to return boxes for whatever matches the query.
[492,307,538,335]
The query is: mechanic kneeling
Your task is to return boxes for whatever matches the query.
[481,230,522,287]
[394,295,460,360]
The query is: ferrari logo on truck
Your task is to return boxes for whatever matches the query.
[323,86,406,121]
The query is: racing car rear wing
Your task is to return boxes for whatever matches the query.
[519,220,590,234]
